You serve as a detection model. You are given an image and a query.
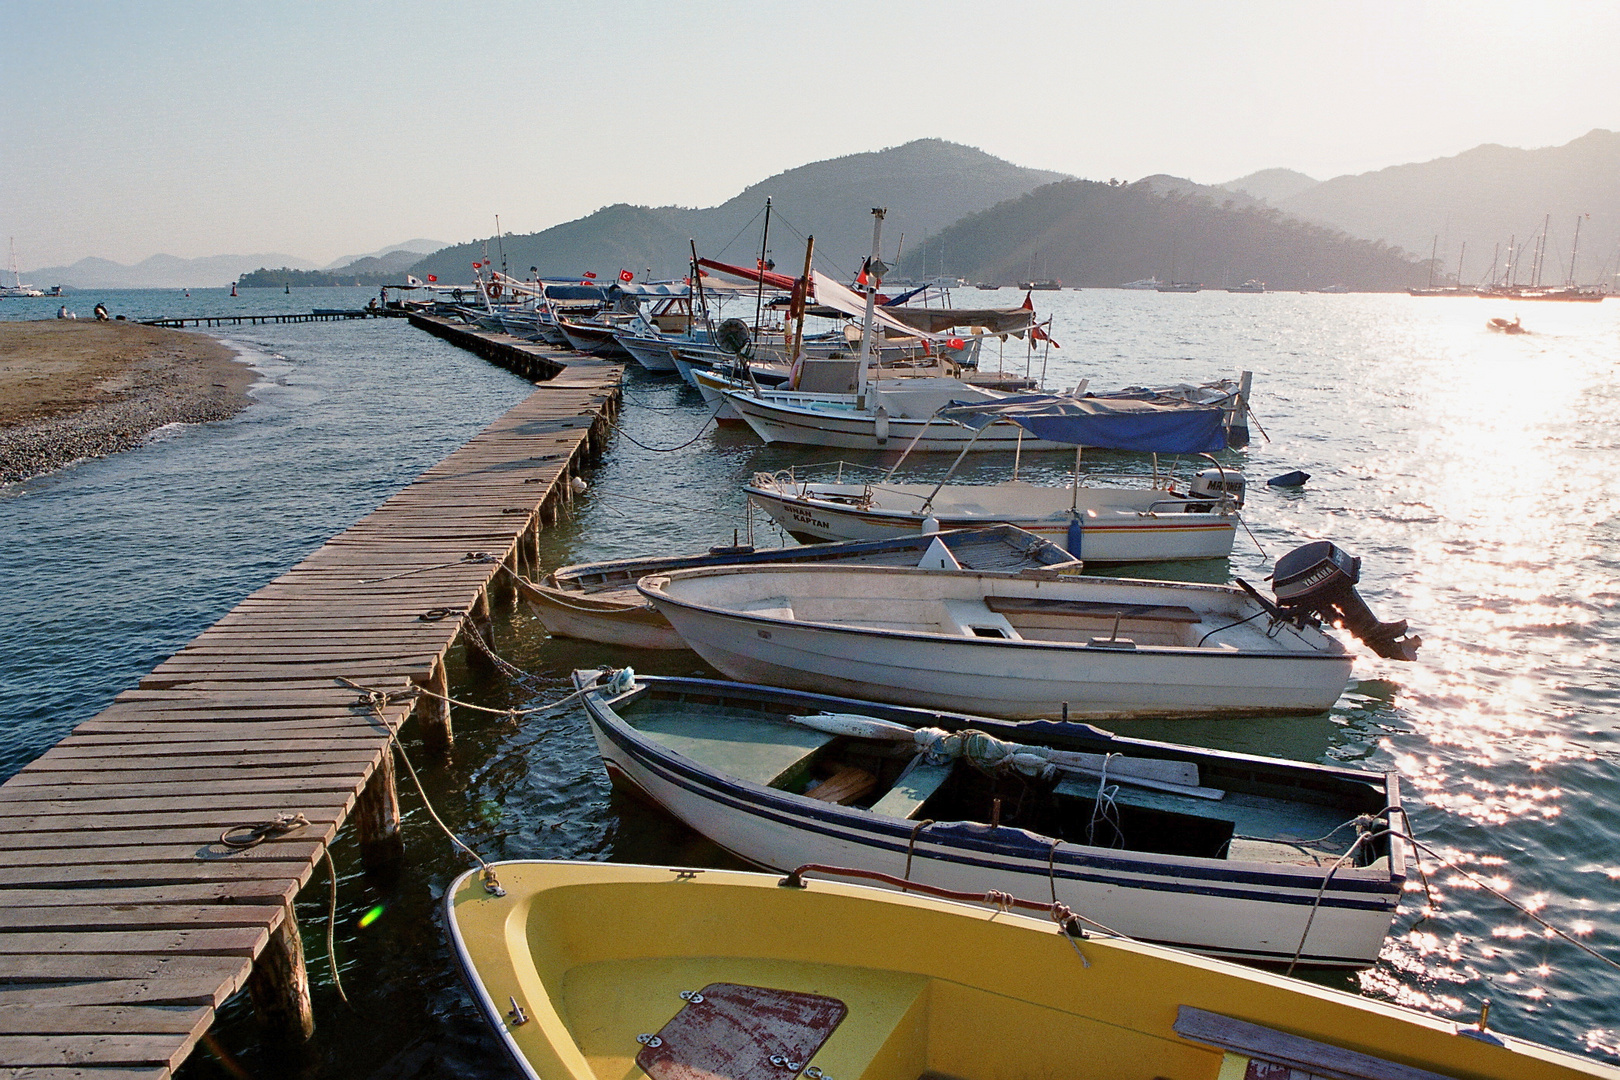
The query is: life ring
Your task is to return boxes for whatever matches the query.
[489,281,503,299]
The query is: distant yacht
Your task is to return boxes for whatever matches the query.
[1017,278,1063,290]
[1226,279,1266,293]
[1156,281,1203,293]
[1120,277,1161,290]
[1315,284,1349,294]
[2,238,44,298]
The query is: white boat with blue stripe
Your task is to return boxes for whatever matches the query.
[572,671,1407,968]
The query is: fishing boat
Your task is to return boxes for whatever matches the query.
[446,860,1618,1080]
[1120,276,1162,289]
[745,471,1241,562]
[637,541,1421,720]
[1017,278,1063,290]
[1226,279,1266,293]
[1156,281,1203,293]
[515,526,1078,650]
[572,671,1406,965]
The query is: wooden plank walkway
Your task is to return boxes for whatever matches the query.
[141,311,377,329]
[0,327,621,1077]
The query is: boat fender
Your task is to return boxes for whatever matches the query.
[1065,513,1083,558]
[922,514,940,534]
[569,476,588,494]
[874,407,889,443]
[789,712,916,741]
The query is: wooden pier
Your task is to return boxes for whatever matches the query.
[0,327,621,1076]
[141,311,374,329]
[407,310,568,381]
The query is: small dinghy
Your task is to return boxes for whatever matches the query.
[1487,315,1528,334]
[573,671,1406,966]
[446,860,1618,1080]
[515,526,1078,650]
[638,541,1420,720]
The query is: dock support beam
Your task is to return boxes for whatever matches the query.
[355,749,404,867]
[414,658,453,748]
[248,905,315,1041]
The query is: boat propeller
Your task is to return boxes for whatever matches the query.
[1270,542,1421,661]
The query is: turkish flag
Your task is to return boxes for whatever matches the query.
[948,337,965,349]
[619,270,634,282]
[856,258,870,286]
[583,271,597,279]
[1021,291,1034,311]
[426,274,437,283]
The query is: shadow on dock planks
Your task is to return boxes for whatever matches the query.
[0,321,620,1076]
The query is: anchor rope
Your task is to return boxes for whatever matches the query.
[613,399,725,453]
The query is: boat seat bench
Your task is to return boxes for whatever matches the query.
[1052,777,1360,860]
[868,759,955,819]
[985,596,1205,623]
[632,709,835,786]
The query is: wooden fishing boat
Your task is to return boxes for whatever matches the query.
[573,671,1405,966]
[744,472,1240,562]
[516,527,1078,650]
[446,860,1619,1080]
[637,549,1419,719]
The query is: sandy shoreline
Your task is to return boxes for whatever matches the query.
[0,320,256,483]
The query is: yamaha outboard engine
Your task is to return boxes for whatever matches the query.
[1272,541,1421,661]
[1185,468,1246,512]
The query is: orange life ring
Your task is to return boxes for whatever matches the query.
[489,281,503,299]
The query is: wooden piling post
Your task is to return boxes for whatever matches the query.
[465,589,496,672]
[247,904,315,1041]
[355,748,404,866]
[413,657,453,747]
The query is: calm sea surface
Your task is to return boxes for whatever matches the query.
[3,286,1619,1075]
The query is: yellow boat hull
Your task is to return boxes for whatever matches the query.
[446,861,1618,1080]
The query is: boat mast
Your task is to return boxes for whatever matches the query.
[1534,214,1550,287]
[792,234,814,366]
[496,215,507,280]
[1568,214,1584,286]
[1455,242,1466,288]
[857,207,886,409]
[1426,236,1437,288]
[689,238,712,337]
[753,197,772,336]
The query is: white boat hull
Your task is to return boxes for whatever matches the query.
[727,390,1064,451]
[746,481,1237,563]
[584,692,1396,966]
[641,566,1352,719]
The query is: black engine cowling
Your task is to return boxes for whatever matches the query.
[1272,541,1421,661]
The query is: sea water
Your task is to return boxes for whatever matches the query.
[3,286,1618,1076]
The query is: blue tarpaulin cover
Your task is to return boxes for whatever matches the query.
[938,394,1228,453]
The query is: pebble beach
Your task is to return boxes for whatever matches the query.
[0,319,254,483]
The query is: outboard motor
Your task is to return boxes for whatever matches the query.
[1272,542,1421,661]
[1185,468,1246,512]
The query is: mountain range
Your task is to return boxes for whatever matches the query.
[1263,129,1620,284]
[909,178,1424,290]
[409,140,1068,283]
[28,239,448,290]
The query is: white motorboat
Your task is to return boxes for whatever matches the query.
[517,526,1077,650]
[573,671,1407,967]
[638,541,1419,720]
[746,473,1240,562]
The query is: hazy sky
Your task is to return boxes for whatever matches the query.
[5,1,1617,268]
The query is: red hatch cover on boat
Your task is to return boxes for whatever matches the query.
[635,982,847,1080]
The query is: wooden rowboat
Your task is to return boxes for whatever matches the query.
[517,526,1078,651]
[445,860,1619,1080]
[574,671,1406,967]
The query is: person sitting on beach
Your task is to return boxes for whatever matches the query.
[57,305,74,320]
[94,303,109,321]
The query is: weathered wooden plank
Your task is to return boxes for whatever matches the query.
[0,841,322,868]
[0,928,266,958]
[0,883,297,908]
[0,1032,197,1069]
[0,1003,211,1036]
[0,977,231,1009]
[0,954,250,984]
[0,809,341,833]
[0,906,285,932]
[25,748,382,771]
[0,863,309,890]
[0,776,370,800]
[0,792,355,818]
[0,1064,169,1079]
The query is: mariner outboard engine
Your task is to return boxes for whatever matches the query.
[1184,468,1246,512]
[1272,542,1420,661]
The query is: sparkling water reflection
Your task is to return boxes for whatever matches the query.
[4,288,1620,1075]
